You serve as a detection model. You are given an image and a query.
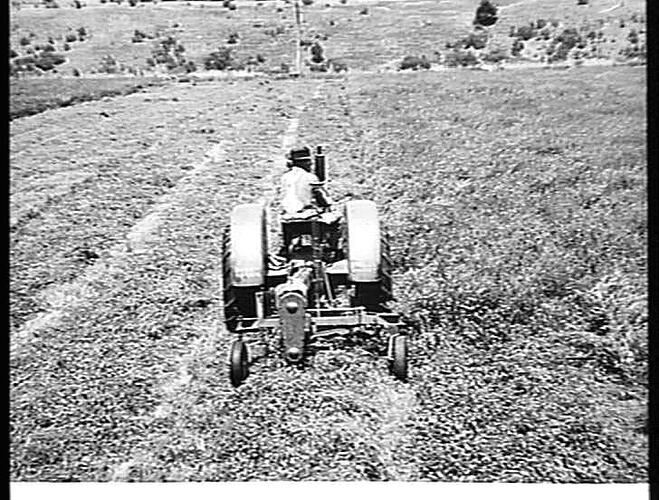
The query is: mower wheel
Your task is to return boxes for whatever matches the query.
[390,335,408,382]
[229,340,249,387]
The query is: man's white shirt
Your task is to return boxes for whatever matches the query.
[281,166,320,215]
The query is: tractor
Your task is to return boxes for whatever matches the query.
[222,146,409,386]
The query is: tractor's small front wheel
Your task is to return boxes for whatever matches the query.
[229,340,249,387]
[389,335,408,382]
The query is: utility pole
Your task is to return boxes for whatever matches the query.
[293,0,302,76]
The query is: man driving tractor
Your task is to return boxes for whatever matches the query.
[281,145,332,217]
[278,145,341,260]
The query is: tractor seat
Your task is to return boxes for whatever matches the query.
[282,207,340,225]
[281,207,321,222]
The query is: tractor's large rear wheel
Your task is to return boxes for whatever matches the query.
[222,204,268,331]
[345,200,392,309]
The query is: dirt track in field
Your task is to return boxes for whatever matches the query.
[10,66,647,481]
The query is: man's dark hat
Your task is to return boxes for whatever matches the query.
[289,146,312,162]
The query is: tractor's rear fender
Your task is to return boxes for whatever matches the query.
[229,203,268,287]
[345,200,381,282]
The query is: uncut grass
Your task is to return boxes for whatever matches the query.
[10,66,646,482]
[9,78,286,325]
[9,77,163,120]
[10,83,223,330]
[10,79,316,481]
[9,79,301,331]
[297,67,646,481]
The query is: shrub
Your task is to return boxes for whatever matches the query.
[34,52,66,70]
[400,54,430,70]
[132,30,147,43]
[129,0,137,5]
[63,43,71,51]
[548,43,570,62]
[550,18,560,27]
[359,7,368,14]
[330,59,348,72]
[65,33,78,43]
[511,39,524,56]
[577,0,588,4]
[203,46,237,70]
[100,0,107,3]
[77,27,88,40]
[13,56,37,67]
[482,47,508,63]
[11,56,37,75]
[302,0,313,4]
[98,54,119,73]
[19,37,31,46]
[43,0,59,7]
[444,49,478,67]
[619,44,644,59]
[463,31,487,50]
[74,0,82,7]
[35,43,56,52]
[182,60,196,73]
[228,1,236,9]
[265,25,286,37]
[245,55,260,67]
[627,29,639,45]
[309,60,329,72]
[515,25,536,41]
[340,0,347,3]
[556,28,581,50]
[310,41,324,63]
[10,48,19,58]
[227,32,240,44]
[72,67,81,76]
[150,35,187,70]
[165,58,178,70]
[535,19,547,30]
[474,0,498,27]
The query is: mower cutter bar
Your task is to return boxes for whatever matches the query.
[233,308,404,333]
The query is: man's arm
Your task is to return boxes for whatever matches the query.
[311,182,332,208]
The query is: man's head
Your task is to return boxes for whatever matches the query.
[288,146,312,171]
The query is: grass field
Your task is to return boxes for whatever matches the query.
[10,0,647,484]
[9,76,166,119]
